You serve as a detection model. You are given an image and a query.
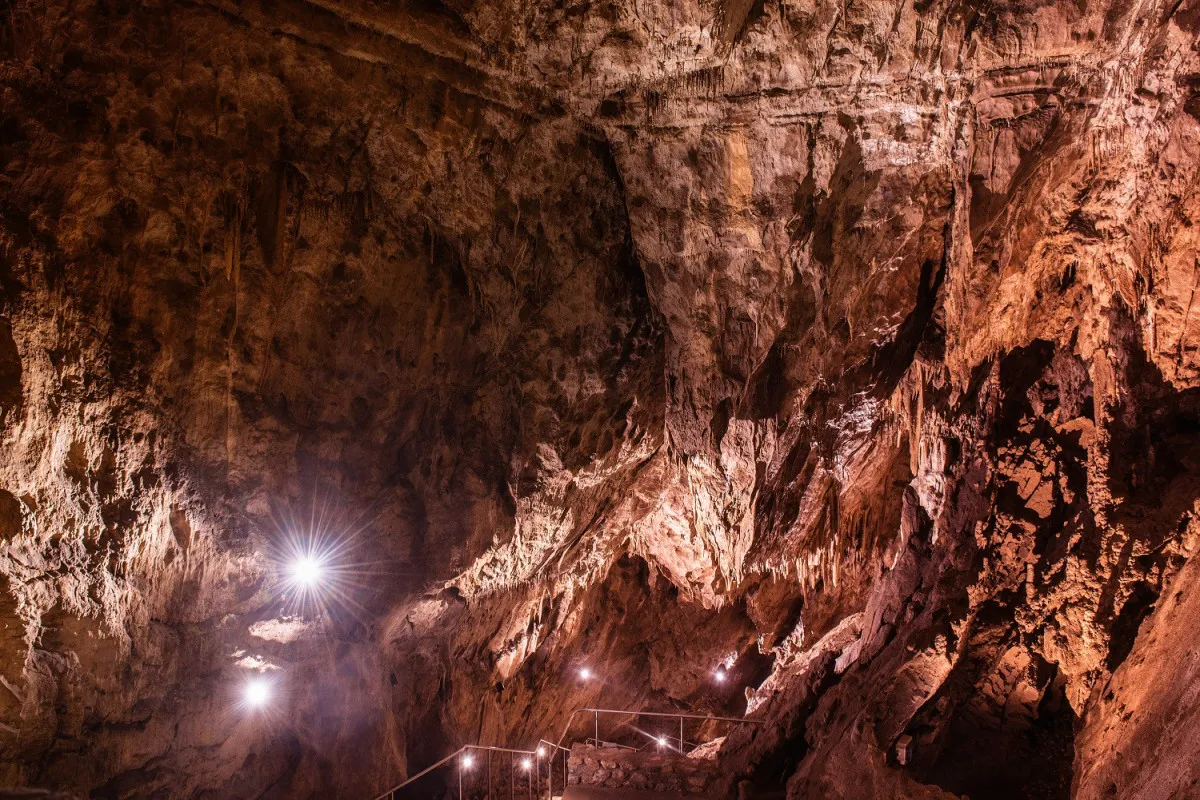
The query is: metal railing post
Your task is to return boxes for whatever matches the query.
[680,715,684,752]
[594,709,599,747]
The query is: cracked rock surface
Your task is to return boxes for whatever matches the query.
[3,0,1200,797]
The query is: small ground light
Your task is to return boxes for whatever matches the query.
[714,669,726,683]
[579,667,592,680]
[521,758,532,770]
[462,753,474,769]
[536,746,546,757]
[656,736,666,746]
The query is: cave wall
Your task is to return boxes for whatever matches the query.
[0,1,661,794]
[2,0,1200,798]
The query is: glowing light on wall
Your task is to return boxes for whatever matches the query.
[264,494,378,620]
[245,679,270,707]
[240,675,275,712]
[289,555,324,588]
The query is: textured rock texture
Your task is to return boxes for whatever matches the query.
[2,0,1200,798]
[567,744,716,795]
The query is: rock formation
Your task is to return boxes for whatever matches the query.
[2,0,1200,797]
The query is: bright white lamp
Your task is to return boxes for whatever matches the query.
[290,555,323,587]
[244,677,270,709]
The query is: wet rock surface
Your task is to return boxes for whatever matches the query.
[2,0,1200,798]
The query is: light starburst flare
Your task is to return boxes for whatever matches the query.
[264,494,381,621]
[289,554,325,588]
[242,676,273,711]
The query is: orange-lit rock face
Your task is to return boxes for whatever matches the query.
[2,0,1200,798]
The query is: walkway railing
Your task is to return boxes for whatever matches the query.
[370,744,538,800]
[545,707,763,799]
[369,706,762,800]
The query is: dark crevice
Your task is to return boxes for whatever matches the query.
[1106,582,1159,671]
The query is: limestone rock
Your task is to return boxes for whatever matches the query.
[1,0,1199,798]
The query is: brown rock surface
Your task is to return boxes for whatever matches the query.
[2,0,1200,798]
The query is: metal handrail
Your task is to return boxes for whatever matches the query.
[547,707,762,798]
[370,743,537,800]
[583,737,639,751]
[552,707,762,753]
[370,707,761,800]
[582,708,764,724]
